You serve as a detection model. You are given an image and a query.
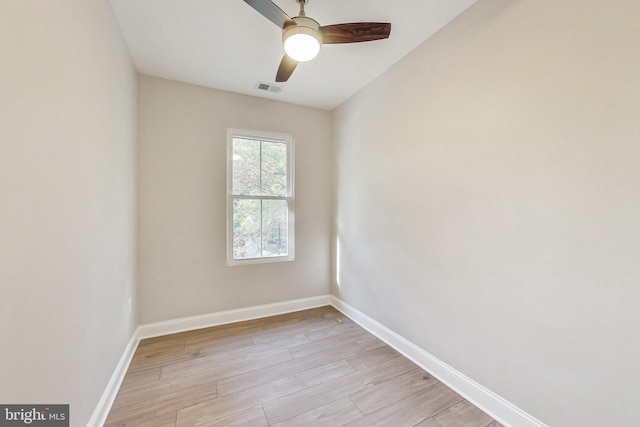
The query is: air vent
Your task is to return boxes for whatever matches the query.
[256,81,283,94]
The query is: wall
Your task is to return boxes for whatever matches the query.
[0,1,137,425]
[137,76,332,323]
[332,1,640,426]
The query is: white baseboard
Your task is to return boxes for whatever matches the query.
[90,295,542,427]
[87,326,141,427]
[138,295,332,339]
[329,296,547,427]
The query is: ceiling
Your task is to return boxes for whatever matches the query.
[108,0,477,110]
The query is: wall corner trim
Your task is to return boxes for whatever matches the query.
[329,296,548,427]
[87,326,141,427]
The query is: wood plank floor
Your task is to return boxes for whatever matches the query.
[105,306,502,427]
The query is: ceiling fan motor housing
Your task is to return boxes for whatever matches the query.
[282,16,322,62]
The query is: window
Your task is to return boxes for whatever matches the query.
[227,128,294,265]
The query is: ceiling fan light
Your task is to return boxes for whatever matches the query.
[282,17,322,63]
[284,32,320,62]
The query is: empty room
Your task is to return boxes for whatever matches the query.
[1,0,638,426]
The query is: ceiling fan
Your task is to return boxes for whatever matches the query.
[243,0,391,82]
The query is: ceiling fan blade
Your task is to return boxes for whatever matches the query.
[275,54,298,82]
[320,22,391,44]
[243,0,295,29]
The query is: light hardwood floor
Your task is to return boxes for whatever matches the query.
[105,306,502,427]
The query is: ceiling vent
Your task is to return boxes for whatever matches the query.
[256,81,283,94]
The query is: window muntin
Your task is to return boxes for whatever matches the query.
[227,129,294,265]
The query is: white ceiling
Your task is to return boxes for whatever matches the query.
[108,0,477,110]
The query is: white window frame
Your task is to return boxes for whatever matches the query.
[226,128,295,266]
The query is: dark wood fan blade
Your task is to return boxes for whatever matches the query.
[275,54,298,82]
[243,0,295,29]
[320,22,391,44]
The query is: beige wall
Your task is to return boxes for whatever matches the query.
[137,76,332,323]
[332,1,640,426]
[0,1,137,426]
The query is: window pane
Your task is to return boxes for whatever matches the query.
[262,199,288,257]
[232,198,261,259]
[227,129,294,265]
[232,138,260,195]
[261,141,288,196]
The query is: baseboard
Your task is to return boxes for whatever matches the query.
[87,326,141,427]
[329,296,547,427]
[91,295,538,427]
[138,295,332,339]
